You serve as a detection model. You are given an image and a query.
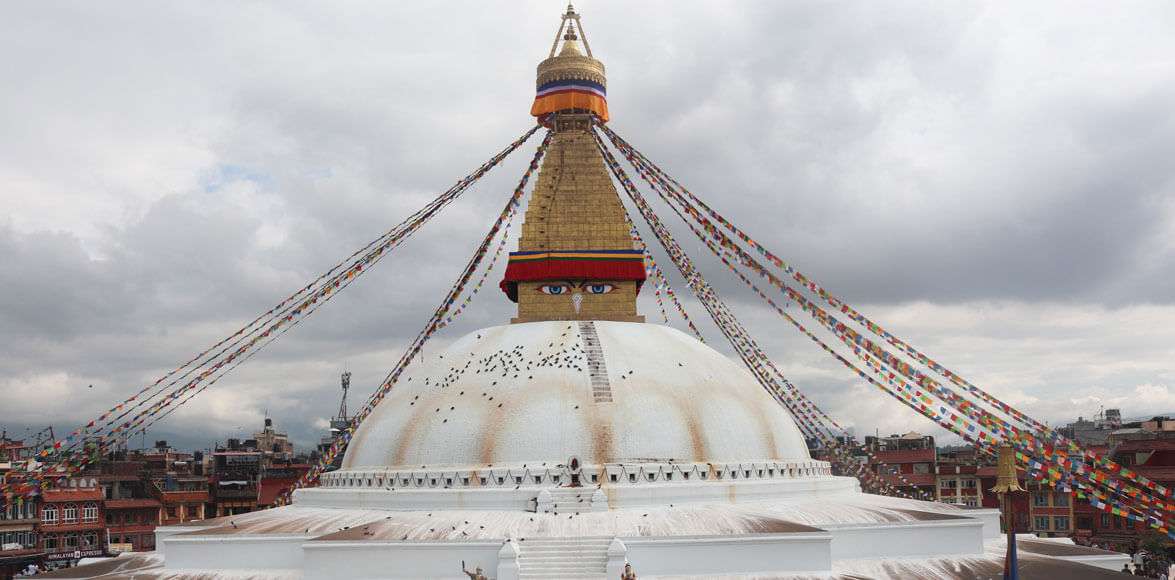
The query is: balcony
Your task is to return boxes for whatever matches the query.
[104,498,161,510]
[0,546,43,558]
[0,516,39,529]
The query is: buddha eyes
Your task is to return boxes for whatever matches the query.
[536,283,615,295]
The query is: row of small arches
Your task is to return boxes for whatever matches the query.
[321,460,832,490]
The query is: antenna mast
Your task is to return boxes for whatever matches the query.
[337,371,351,420]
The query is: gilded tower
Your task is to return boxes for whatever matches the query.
[500,5,645,323]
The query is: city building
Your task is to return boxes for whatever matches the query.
[152,474,210,526]
[936,459,983,507]
[38,476,106,569]
[253,417,295,466]
[257,463,312,509]
[208,448,261,517]
[864,431,938,498]
[1058,408,1122,445]
[0,490,40,579]
[0,438,41,579]
[95,458,161,553]
[138,441,202,478]
[1075,435,1175,551]
[1028,486,1074,538]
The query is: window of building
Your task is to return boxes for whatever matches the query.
[1100,513,1111,528]
[1053,516,1070,530]
[1032,491,1049,507]
[962,478,977,489]
[167,506,178,518]
[63,534,79,549]
[1034,516,1050,531]
[82,503,98,522]
[1077,516,1093,530]
[42,505,58,524]
[43,534,57,550]
[62,503,78,523]
[1053,492,1070,507]
[83,532,98,548]
[913,463,930,474]
[941,479,958,489]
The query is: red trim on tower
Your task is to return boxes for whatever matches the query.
[500,251,646,302]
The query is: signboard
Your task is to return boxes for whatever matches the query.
[109,542,134,554]
[222,454,260,466]
[46,548,104,561]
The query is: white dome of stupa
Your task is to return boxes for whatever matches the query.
[341,321,811,471]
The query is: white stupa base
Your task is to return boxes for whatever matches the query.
[98,476,1114,579]
[51,489,1129,580]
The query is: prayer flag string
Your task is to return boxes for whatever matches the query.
[277,130,554,504]
[4,125,543,498]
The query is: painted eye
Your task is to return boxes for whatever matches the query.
[586,284,615,295]
[539,284,569,295]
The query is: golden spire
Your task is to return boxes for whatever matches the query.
[501,6,643,323]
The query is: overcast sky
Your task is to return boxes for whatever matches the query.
[2,1,1174,452]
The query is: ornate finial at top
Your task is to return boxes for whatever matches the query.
[532,5,609,123]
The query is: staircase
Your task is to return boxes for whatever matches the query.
[516,536,611,579]
[536,487,607,514]
[578,321,613,403]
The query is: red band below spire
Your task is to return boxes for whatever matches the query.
[500,250,646,302]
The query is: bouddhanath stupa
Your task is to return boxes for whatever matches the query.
[42,6,1135,580]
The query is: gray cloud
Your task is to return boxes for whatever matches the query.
[2,1,1174,450]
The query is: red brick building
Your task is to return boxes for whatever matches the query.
[210,450,261,517]
[96,459,161,553]
[152,475,209,525]
[258,463,311,509]
[936,461,983,507]
[0,482,41,578]
[1073,438,1175,551]
[864,432,937,497]
[39,477,106,569]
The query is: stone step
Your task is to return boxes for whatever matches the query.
[518,571,604,576]
[518,543,611,552]
[519,566,606,574]
[518,551,609,559]
[516,538,612,546]
[518,574,603,579]
[519,559,607,567]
